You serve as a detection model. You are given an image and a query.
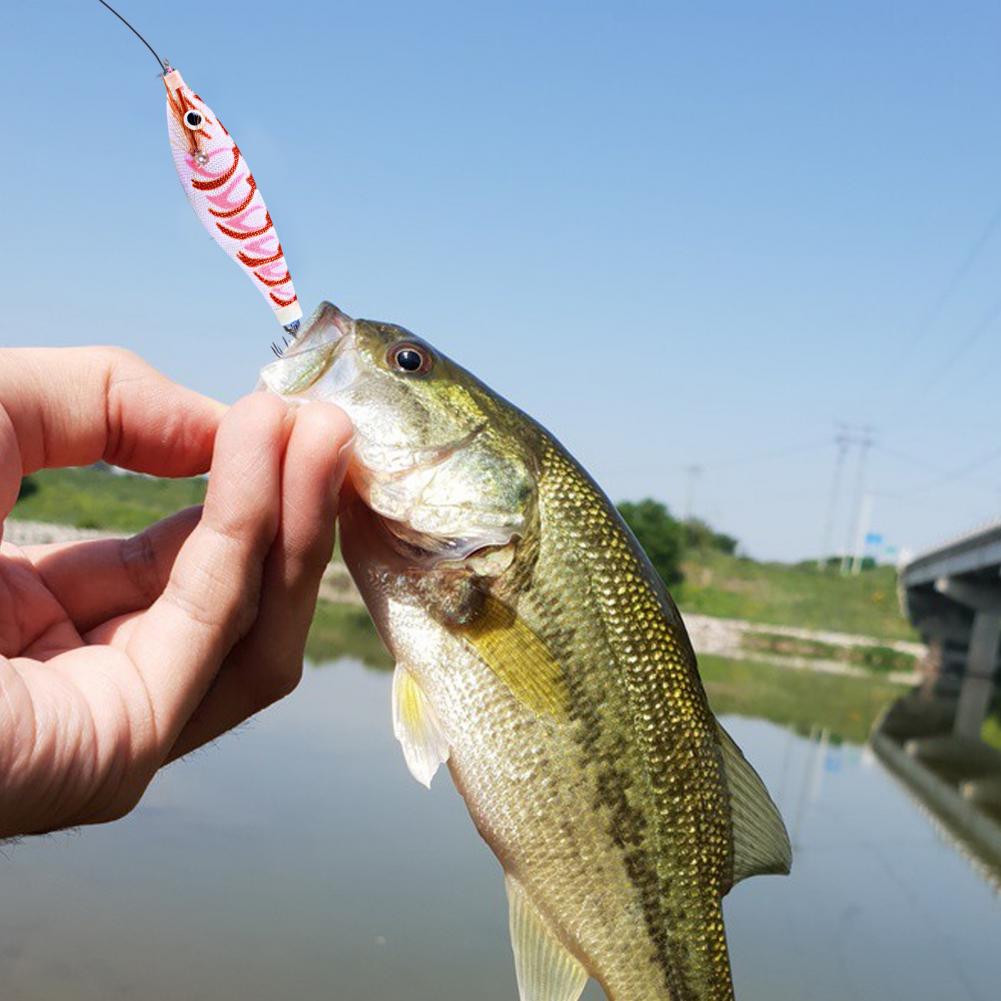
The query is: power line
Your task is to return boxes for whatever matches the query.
[873,443,1001,495]
[914,290,1001,396]
[896,201,1001,364]
[875,202,1001,437]
[687,437,829,473]
[877,442,1001,498]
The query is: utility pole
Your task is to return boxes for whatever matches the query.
[841,426,874,576]
[818,426,850,570]
[850,493,874,575]
[683,464,703,521]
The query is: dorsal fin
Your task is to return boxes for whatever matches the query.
[716,723,792,887]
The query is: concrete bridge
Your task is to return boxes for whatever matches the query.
[874,521,1001,873]
[900,518,1001,739]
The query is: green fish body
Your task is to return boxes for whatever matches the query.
[261,303,791,1001]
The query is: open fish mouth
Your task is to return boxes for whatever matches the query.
[258,302,353,398]
[280,301,351,358]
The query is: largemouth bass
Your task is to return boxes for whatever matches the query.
[260,303,791,1001]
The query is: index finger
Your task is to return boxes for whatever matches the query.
[0,347,224,498]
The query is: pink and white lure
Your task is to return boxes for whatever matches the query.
[162,70,302,332]
[98,1,302,333]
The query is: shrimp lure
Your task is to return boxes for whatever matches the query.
[98,1,302,334]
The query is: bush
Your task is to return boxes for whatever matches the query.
[17,477,38,501]
[684,517,737,554]
[617,498,685,587]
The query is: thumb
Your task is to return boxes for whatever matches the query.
[123,393,291,753]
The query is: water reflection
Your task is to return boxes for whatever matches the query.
[2,657,1000,1001]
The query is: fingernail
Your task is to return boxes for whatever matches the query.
[330,436,354,503]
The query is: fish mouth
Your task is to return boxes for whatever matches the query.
[281,301,351,358]
[258,301,352,397]
[259,301,484,477]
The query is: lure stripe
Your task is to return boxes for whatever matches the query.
[216,214,275,241]
[207,176,258,218]
[238,248,285,268]
[255,269,293,288]
[190,148,243,191]
[163,69,301,328]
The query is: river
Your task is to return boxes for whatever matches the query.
[1,655,999,1001]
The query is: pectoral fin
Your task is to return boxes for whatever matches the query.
[459,594,569,721]
[717,723,792,886]
[392,665,450,788]
[505,874,588,1001]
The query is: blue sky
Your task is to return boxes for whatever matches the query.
[4,1,1001,560]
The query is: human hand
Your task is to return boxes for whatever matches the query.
[0,348,352,837]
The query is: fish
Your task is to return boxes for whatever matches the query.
[260,302,791,1001]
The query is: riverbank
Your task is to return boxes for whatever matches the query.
[6,518,925,683]
[15,468,920,641]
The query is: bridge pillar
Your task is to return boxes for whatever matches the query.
[955,610,1001,739]
[934,577,1001,739]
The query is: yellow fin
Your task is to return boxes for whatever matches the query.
[459,594,568,720]
[717,723,792,886]
[505,874,588,1001]
[392,665,450,788]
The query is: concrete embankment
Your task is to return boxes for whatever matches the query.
[683,612,922,684]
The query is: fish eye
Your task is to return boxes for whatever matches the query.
[183,110,204,130]
[388,342,432,375]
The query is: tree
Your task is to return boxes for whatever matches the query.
[17,476,38,501]
[684,516,738,555]
[617,498,685,587]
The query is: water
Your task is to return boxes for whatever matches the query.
[2,658,999,1001]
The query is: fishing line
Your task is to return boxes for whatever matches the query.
[95,0,168,72]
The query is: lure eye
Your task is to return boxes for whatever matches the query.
[388,342,432,375]
[183,110,204,130]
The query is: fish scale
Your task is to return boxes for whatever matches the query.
[262,303,791,1001]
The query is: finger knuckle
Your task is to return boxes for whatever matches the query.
[119,531,163,606]
[168,548,263,643]
[93,345,145,373]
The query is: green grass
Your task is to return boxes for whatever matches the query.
[15,467,917,648]
[14,467,206,533]
[740,631,917,675]
[981,707,1001,753]
[677,547,916,642]
[700,654,906,743]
